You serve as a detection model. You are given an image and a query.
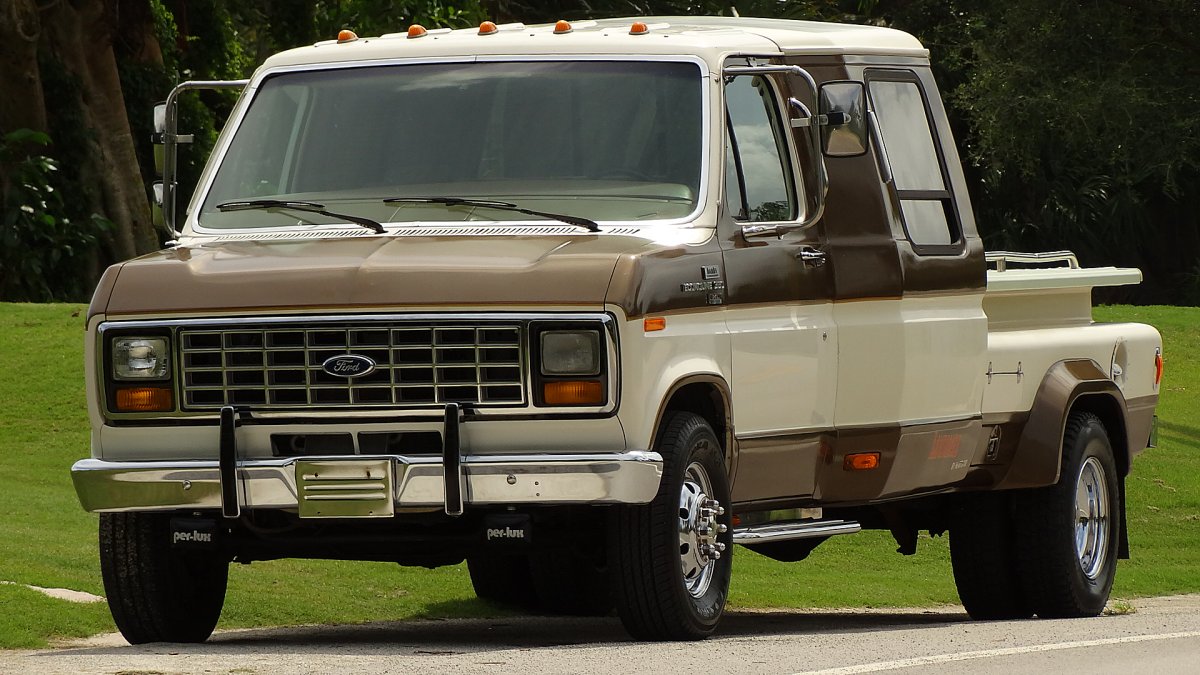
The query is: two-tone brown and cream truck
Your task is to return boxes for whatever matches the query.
[72,16,1162,643]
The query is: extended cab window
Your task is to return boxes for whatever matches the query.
[867,73,961,250]
[199,61,704,229]
[724,75,797,222]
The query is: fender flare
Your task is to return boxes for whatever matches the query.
[1005,359,1129,489]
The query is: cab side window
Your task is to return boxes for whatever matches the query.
[867,72,961,250]
[724,75,797,222]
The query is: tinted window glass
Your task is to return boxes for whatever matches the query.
[200,61,704,228]
[899,201,952,245]
[725,76,795,222]
[869,80,944,192]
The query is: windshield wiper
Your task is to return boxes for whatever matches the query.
[383,197,600,233]
[215,199,385,234]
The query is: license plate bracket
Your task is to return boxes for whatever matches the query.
[296,458,394,518]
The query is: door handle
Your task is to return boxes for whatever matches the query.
[795,246,826,267]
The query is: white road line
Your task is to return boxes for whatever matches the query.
[798,631,1200,674]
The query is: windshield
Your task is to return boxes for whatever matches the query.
[198,60,705,230]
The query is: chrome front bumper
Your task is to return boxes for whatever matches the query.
[71,450,663,514]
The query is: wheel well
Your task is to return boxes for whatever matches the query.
[659,382,729,458]
[1072,393,1129,476]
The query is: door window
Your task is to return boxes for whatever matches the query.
[724,75,797,222]
[868,73,960,250]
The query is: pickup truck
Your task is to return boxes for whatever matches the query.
[72,16,1162,644]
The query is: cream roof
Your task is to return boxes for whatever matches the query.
[260,16,928,71]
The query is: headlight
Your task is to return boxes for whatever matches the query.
[112,337,170,380]
[540,330,600,376]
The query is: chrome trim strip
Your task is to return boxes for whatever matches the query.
[732,519,861,543]
[734,414,981,440]
[834,413,982,431]
[735,427,832,440]
[71,450,664,512]
[100,312,613,330]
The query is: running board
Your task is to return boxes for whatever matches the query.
[732,519,861,544]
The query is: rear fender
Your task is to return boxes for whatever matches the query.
[1003,359,1128,489]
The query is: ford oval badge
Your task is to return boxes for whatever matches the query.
[322,354,376,378]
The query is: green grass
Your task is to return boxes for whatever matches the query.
[1,303,1197,648]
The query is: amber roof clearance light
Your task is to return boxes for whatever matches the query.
[554,20,573,34]
[337,29,358,43]
[630,21,650,35]
[479,21,499,35]
[407,24,428,38]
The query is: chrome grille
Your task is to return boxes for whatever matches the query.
[178,322,525,409]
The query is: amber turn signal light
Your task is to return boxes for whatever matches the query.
[115,386,173,412]
[643,317,666,332]
[544,380,603,405]
[843,452,880,471]
[1155,350,1164,385]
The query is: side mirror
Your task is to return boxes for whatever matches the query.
[819,82,867,157]
[150,181,165,230]
[152,102,166,176]
[152,79,248,235]
[153,102,166,136]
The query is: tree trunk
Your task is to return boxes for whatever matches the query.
[0,0,47,134]
[41,0,159,262]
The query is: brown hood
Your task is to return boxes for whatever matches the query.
[95,234,661,318]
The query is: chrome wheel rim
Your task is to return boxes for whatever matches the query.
[678,460,725,598]
[1074,455,1110,580]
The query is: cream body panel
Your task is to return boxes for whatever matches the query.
[86,315,104,453]
[984,266,1142,331]
[96,416,627,462]
[983,322,1162,415]
[833,294,987,427]
[725,304,837,435]
[613,306,732,452]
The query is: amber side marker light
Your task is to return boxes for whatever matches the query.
[544,380,603,405]
[337,29,358,43]
[844,452,880,471]
[644,317,666,332]
[116,387,173,412]
[1155,350,1164,385]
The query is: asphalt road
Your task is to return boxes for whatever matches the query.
[4,595,1199,674]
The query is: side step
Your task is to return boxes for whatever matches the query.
[732,519,861,544]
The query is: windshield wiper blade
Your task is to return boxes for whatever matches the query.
[216,199,385,234]
[383,197,600,233]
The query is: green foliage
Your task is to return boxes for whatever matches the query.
[933,1,1200,303]
[0,131,110,302]
[1,302,1198,647]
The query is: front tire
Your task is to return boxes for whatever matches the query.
[610,412,733,641]
[99,512,228,644]
[1014,411,1121,617]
